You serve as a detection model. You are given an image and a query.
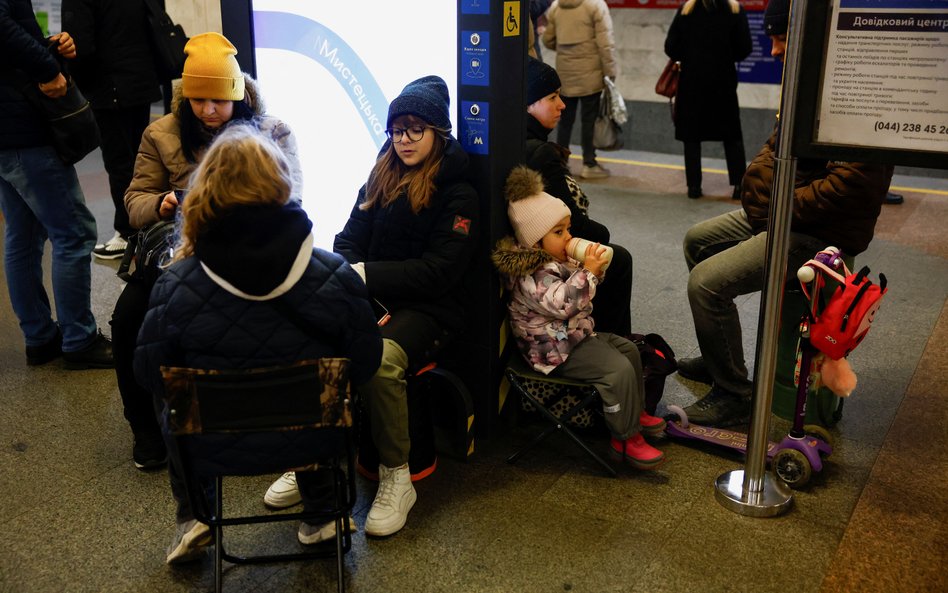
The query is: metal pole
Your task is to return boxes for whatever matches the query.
[715,0,810,517]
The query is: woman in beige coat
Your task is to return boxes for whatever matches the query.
[542,0,617,179]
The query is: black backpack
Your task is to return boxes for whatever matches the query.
[628,333,678,415]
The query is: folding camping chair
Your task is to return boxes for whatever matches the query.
[161,358,357,593]
[504,354,617,477]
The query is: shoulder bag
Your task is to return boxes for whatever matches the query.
[654,59,680,122]
[655,59,680,98]
[17,42,100,165]
[143,0,189,80]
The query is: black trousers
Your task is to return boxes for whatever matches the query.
[683,139,747,191]
[93,105,152,238]
[569,217,633,337]
[557,91,601,167]
[110,279,162,437]
[593,242,633,337]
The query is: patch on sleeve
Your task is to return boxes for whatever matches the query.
[452,215,471,236]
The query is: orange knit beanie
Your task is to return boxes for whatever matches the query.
[181,32,245,101]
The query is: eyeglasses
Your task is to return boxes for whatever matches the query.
[385,125,427,143]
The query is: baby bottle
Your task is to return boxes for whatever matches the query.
[567,238,613,273]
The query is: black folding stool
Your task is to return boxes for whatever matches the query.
[161,358,357,593]
[505,354,617,477]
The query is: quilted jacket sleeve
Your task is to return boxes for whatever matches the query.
[312,252,382,386]
[742,129,892,255]
[593,1,618,80]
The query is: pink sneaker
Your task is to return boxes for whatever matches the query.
[610,434,665,470]
[639,411,667,437]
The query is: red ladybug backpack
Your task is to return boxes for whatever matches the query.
[803,261,888,360]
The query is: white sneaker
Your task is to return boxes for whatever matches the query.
[166,519,212,565]
[92,232,128,260]
[298,517,358,545]
[364,464,416,537]
[580,164,610,179]
[264,472,301,508]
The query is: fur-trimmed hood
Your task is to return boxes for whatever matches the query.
[491,235,555,278]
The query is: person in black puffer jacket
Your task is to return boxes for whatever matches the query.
[134,124,382,564]
[524,57,634,336]
[333,75,479,538]
[62,0,163,258]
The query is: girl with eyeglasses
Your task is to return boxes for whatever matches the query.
[263,75,479,538]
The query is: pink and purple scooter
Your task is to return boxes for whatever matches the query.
[664,247,845,488]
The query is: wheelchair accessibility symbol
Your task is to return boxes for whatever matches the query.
[503,2,520,37]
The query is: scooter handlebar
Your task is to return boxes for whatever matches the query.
[797,246,843,283]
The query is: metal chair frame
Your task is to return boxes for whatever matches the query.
[504,355,617,477]
[161,358,357,593]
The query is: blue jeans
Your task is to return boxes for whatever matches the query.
[683,209,825,396]
[0,145,98,352]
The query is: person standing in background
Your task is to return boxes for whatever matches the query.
[62,0,163,260]
[542,0,617,180]
[529,0,552,61]
[0,0,114,369]
[664,0,752,200]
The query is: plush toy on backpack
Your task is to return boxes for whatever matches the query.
[811,354,858,397]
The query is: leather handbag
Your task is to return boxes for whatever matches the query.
[655,59,680,98]
[143,0,189,79]
[17,43,100,165]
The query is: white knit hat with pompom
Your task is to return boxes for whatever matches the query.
[504,165,571,248]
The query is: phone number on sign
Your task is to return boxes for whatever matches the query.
[875,121,948,134]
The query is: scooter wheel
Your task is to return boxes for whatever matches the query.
[803,424,834,448]
[773,448,812,489]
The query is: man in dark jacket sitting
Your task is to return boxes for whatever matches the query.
[62,0,163,259]
[675,0,894,427]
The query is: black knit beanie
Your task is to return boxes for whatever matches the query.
[764,0,790,36]
[386,75,452,131]
[526,57,561,106]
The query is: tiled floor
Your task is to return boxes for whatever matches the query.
[0,146,945,593]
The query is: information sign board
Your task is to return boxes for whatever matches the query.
[794,0,948,168]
